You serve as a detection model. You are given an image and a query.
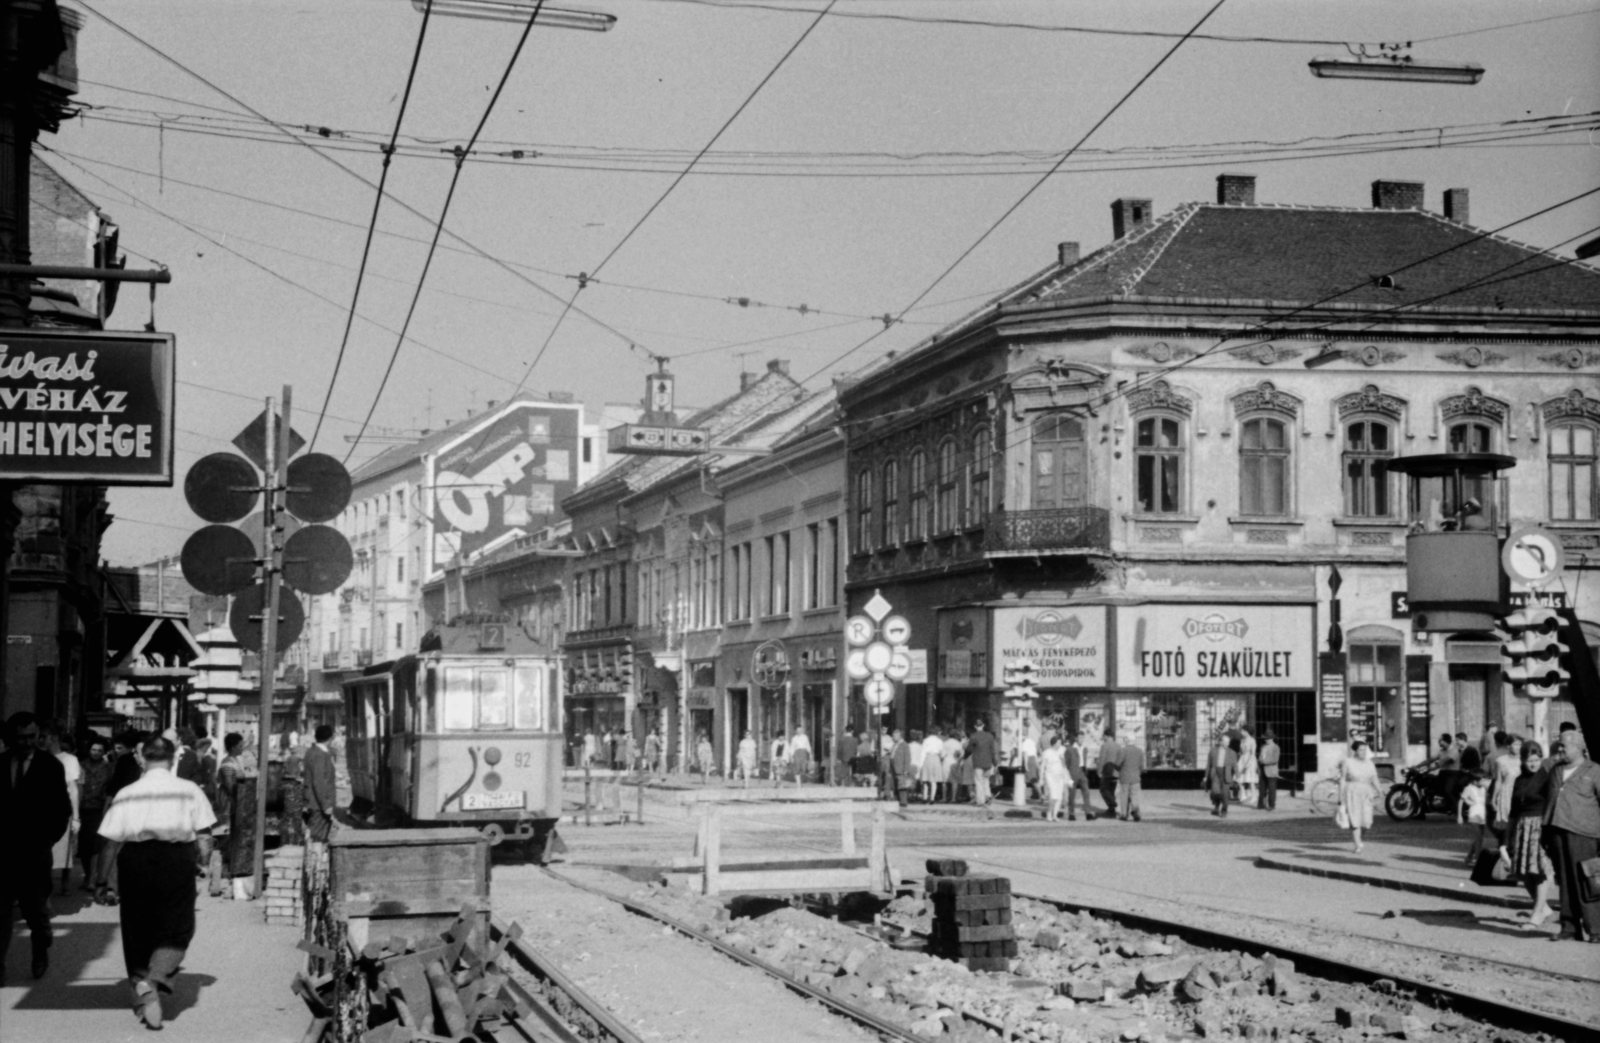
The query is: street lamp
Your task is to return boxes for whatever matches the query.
[1309,57,1484,85]
[410,0,616,30]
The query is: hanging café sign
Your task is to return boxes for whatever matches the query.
[0,330,175,485]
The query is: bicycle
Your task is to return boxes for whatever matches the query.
[1308,776,1341,816]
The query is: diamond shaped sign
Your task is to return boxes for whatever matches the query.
[864,590,892,623]
[232,410,306,471]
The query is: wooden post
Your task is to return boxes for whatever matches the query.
[583,764,592,828]
[636,779,645,826]
[840,810,856,855]
[869,804,886,892]
[694,803,707,861]
[703,804,722,896]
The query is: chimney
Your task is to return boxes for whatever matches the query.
[766,358,790,376]
[1110,198,1152,239]
[485,399,498,410]
[1057,241,1080,266]
[1216,173,1256,206]
[1371,179,1424,211]
[1443,188,1469,225]
[740,371,757,392]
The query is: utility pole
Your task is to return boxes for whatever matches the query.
[252,387,291,896]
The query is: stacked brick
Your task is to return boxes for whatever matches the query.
[923,858,1016,972]
[263,845,305,928]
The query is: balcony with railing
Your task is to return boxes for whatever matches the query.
[321,650,355,671]
[356,649,374,667]
[983,506,1111,554]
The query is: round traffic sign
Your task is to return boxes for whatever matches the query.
[845,615,876,647]
[886,649,912,681]
[281,524,354,595]
[184,452,259,523]
[180,525,259,596]
[1503,526,1566,587]
[863,676,894,709]
[864,641,893,673]
[240,510,303,559]
[881,615,912,645]
[845,648,872,681]
[286,452,352,523]
[229,583,306,653]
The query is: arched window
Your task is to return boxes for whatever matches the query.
[1549,422,1596,521]
[1239,417,1290,516]
[908,450,928,539]
[881,459,900,546]
[1343,419,1394,518]
[968,425,992,522]
[1134,416,1182,514]
[1034,413,1087,510]
[935,439,959,532]
[854,469,873,551]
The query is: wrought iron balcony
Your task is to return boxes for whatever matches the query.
[983,506,1111,554]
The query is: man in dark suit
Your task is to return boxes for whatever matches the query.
[303,724,339,844]
[1064,735,1095,821]
[1096,728,1121,817]
[1,712,73,983]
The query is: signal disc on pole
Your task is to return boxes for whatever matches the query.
[184,453,260,523]
[281,525,354,595]
[180,525,258,596]
[229,583,305,653]
[286,453,352,523]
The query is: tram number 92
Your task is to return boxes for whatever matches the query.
[513,752,534,769]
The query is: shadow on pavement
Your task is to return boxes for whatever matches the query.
[1355,908,1530,939]
[4,921,120,1006]
[1393,853,1472,871]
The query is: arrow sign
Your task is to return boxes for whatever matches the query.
[863,676,894,709]
[886,649,912,681]
[846,648,871,681]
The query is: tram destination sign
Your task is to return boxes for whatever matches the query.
[0,330,175,485]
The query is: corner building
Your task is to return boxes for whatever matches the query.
[841,175,1600,785]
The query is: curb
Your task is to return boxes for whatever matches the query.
[1254,855,1528,909]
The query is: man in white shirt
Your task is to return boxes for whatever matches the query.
[788,727,813,785]
[99,735,217,1030]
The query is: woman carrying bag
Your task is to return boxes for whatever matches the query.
[1337,740,1381,853]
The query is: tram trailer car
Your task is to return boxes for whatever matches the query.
[343,642,563,861]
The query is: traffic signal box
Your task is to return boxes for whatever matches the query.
[1003,660,1038,701]
[924,859,1016,972]
[1501,607,1571,689]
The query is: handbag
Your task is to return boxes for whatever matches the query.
[1580,856,1600,903]
[1471,848,1512,887]
[1335,805,1350,829]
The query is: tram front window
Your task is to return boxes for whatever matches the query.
[442,667,475,729]
[513,667,543,731]
[479,669,511,728]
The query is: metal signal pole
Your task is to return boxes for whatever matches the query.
[252,386,291,896]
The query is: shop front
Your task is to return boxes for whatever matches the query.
[564,644,630,766]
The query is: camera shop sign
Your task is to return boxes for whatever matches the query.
[991,605,1108,688]
[0,331,174,485]
[1116,603,1314,690]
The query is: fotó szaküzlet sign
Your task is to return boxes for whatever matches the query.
[0,330,175,485]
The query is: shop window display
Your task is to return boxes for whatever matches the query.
[1144,694,1194,769]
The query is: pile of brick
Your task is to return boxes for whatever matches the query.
[263,845,305,928]
[923,858,1016,972]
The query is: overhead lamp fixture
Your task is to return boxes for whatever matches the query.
[1309,57,1484,85]
[410,0,616,30]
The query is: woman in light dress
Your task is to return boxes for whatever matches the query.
[941,730,964,803]
[919,728,945,803]
[1236,725,1260,806]
[1337,740,1382,853]
[695,731,715,784]
[1041,735,1070,821]
[736,730,758,788]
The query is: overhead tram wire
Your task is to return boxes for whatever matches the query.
[311,0,436,450]
[342,0,550,464]
[42,148,539,399]
[514,0,839,389]
[74,0,652,362]
[800,0,1230,385]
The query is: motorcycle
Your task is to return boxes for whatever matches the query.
[1384,764,1459,820]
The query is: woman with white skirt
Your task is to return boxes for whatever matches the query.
[1236,725,1260,806]
[1041,735,1070,822]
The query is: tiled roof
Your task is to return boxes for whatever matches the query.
[1020,202,1600,313]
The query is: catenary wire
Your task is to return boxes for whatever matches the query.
[312,0,436,450]
[801,0,1231,385]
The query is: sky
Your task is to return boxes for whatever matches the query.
[42,0,1600,566]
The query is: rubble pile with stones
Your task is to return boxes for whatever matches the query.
[625,879,1545,1043]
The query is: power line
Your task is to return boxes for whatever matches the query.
[343,0,549,463]
[312,0,436,449]
[1413,6,1600,43]
[517,0,838,386]
[801,0,1231,384]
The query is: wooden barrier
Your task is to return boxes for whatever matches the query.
[326,828,490,954]
[685,797,900,897]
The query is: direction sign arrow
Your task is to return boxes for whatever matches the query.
[863,676,894,709]
[846,648,871,681]
[886,649,912,681]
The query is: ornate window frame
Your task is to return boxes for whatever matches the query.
[1231,381,1300,520]
[1543,389,1600,523]
[1337,385,1406,522]
[1130,383,1190,517]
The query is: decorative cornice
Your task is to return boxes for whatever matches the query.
[1126,379,1192,417]
[1337,384,1406,420]
[1537,347,1600,370]
[1226,343,1304,366]
[1440,386,1508,423]
[1438,346,1509,369]
[1354,345,1408,367]
[1125,341,1197,364]
[1542,388,1600,424]
[1231,380,1299,418]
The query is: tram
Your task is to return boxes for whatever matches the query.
[342,622,564,860]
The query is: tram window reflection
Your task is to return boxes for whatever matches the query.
[514,668,542,731]
[479,669,511,728]
[443,667,475,729]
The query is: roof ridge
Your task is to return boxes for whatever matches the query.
[1115,201,1203,295]
[1026,203,1191,301]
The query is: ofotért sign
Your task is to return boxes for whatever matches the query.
[1117,603,1314,689]
[0,330,174,484]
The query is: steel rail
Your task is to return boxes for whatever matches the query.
[1009,889,1595,1041]
[490,916,650,1043]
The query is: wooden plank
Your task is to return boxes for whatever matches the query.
[707,867,878,895]
[329,828,485,847]
[840,811,856,856]
[694,805,708,863]
[712,800,902,818]
[700,856,866,874]
[704,804,722,897]
[869,804,887,892]
[677,786,879,804]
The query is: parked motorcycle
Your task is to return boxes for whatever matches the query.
[1384,764,1458,820]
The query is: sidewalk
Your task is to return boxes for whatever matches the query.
[3,883,309,1042]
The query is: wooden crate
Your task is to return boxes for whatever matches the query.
[327,828,490,952]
